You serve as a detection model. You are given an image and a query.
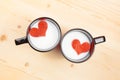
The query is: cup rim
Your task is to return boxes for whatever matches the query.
[60,28,95,63]
[26,17,62,52]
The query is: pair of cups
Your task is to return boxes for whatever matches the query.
[15,17,106,63]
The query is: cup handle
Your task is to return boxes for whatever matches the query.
[15,36,28,45]
[94,36,106,44]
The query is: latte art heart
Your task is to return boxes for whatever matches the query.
[29,20,48,37]
[72,39,90,55]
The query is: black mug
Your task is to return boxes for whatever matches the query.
[15,17,62,52]
[61,28,105,63]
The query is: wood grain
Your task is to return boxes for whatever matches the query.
[0,0,120,80]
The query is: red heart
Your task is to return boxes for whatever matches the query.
[29,20,48,37]
[72,39,90,55]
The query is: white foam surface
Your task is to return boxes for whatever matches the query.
[61,30,91,62]
[28,19,61,51]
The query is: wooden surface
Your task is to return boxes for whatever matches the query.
[0,0,120,80]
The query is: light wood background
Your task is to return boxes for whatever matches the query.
[0,0,120,80]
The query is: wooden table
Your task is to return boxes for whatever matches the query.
[0,0,120,80]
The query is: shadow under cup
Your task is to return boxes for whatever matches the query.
[15,17,61,52]
[60,29,106,63]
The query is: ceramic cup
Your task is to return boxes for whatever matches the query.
[15,17,61,52]
[61,28,105,63]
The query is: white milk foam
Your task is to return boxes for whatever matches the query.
[28,19,60,51]
[61,30,91,62]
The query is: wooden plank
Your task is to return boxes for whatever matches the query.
[0,0,120,80]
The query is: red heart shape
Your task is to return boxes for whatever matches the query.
[72,39,90,55]
[29,20,48,37]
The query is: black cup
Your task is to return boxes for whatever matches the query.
[61,28,106,63]
[15,17,61,52]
